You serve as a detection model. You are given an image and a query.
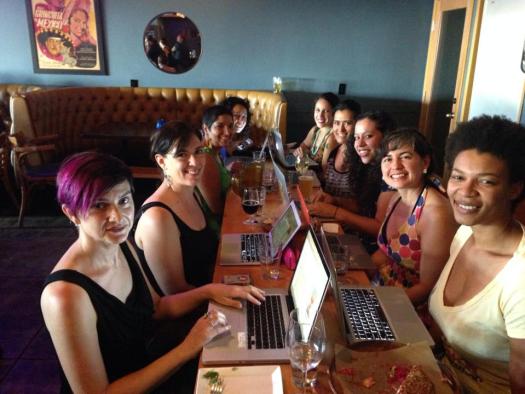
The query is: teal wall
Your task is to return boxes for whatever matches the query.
[0,0,433,100]
[0,1,434,140]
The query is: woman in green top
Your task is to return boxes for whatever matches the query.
[199,105,234,229]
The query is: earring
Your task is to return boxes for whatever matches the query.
[423,168,428,174]
[163,168,173,186]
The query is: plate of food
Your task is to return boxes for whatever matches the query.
[195,365,283,394]
[332,342,455,393]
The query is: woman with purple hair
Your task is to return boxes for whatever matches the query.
[41,152,265,393]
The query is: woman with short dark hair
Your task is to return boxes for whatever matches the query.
[429,115,525,393]
[198,105,234,218]
[41,151,264,393]
[134,121,217,294]
[372,128,457,312]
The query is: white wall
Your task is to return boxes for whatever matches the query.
[469,0,525,121]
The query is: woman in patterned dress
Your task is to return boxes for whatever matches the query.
[372,128,457,313]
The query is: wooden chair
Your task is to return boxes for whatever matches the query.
[0,132,18,209]
[8,132,61,227]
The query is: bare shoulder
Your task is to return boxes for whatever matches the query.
[424,188,453,215]
[138,202,178,231]
[41,277,92,319]
[420,188,457,233]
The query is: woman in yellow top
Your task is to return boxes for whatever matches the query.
[429,115,525,393]
[294,92,339,166]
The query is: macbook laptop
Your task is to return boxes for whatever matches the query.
[323,230,376,270]
[270,128,317,169]
[220,201,301,265]
[316,227,434,346]
[202,227,331,365]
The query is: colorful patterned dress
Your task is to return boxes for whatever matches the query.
[376,186,428,288]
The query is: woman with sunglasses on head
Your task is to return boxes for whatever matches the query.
[429,116,525,393]
[372,128,457,315]
[41,152,265,393]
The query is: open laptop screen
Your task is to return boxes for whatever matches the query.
[289,228,330,338]
[270,202,300,255]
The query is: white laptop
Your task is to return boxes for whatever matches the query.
[202,227,331,365]
[219,201,301,265]
[316,227,434,346]
[270,128,317,169]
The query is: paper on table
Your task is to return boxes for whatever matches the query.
[195,365,283,394]
[332,342,453,393]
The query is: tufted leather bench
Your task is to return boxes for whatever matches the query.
[0,84,43,132]
[10,86,287,160]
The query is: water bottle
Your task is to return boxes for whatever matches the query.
[155,118,166,129]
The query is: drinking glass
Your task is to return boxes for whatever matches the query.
[260,241,282,280]
[241,159,264,189]
[295,152,309,176]
[298,174,314,203]
[262,162,275,190]
[334,244,351,275]
[242,187,260,225]
[287,310,326,392]
[255,186,267,221]
[252,150,266,162]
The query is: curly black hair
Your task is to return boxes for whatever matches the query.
[445,115,525,203]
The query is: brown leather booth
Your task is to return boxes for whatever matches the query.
[0,84,42,132]
[10,86,287,158]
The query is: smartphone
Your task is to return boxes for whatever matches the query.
[223,274,251,285]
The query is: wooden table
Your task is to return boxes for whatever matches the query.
[202,188,370,393]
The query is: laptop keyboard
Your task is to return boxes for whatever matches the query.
[340,288,395,341]
[247,295,287,349]
[240,233,268,262]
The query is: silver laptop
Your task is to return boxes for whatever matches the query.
[220,201,301,265]
[323,231,376,270]
[270,128,317,169]
[202,227,331,365]
[317,227,434,346]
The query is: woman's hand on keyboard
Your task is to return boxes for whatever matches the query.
[308,201,337,218]
[207,284,266,309]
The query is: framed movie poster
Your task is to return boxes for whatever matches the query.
[26,0,107,74]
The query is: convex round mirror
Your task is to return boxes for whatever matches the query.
[143,12,201,74]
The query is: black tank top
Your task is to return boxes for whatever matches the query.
[43,242,154,392]
[135,199,217,295]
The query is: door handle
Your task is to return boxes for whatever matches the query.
[446,113,455,119]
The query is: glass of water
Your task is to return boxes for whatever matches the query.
[287,309,326,392]
[260,242,282,280]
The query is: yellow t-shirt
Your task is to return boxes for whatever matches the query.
[429,224,525,393]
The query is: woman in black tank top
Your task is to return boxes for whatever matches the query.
[41,152,265,393]
[134,121,219,295]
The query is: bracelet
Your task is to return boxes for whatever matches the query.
[334,207,339,219]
